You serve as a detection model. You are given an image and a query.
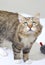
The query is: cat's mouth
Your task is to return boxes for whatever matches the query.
[29,28,32,31]
[27,28,35,34]
[28,28,33,32]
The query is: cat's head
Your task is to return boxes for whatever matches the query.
[18,13,43,37]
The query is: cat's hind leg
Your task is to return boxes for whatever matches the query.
[0,47,8,56]
[0,38,8,56]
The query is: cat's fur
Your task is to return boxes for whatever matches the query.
[0,10,42,62]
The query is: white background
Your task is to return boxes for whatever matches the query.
[0,0,45,18]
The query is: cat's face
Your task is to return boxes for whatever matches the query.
[18,14,42,37]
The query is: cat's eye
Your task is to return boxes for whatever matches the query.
[33,21,36,25]
[33,21,38,25]
[33,21,36,24]
[24,22,28,25]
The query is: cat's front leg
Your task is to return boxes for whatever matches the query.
[12,42,23,60]
[12,46,21,59]
[23,47,30,62]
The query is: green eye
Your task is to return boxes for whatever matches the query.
[24,22,28,25]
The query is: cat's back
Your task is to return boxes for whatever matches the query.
[0,10,18,16]
[0,10,18,21]
[0,10,19,29]
[0,11,19,39]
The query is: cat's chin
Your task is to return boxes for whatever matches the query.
[21,31,35,36]
[26,31,35,35]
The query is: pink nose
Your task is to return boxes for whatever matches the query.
[28,24,33,28]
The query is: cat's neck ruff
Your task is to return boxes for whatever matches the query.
[21,34,36,48]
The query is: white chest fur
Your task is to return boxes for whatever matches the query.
[21,35,36,48]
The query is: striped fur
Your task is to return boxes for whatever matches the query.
[0,11,42,62]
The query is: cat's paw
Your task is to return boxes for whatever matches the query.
[0,47,8,56]
[14,59,24,64]
[25,59,33,64]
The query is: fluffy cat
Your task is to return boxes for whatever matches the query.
[0,10,42,62]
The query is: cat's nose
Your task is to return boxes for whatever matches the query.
[28,23,33,28]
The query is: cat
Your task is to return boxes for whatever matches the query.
[0,10,42,62]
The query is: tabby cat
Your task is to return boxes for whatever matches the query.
[0,11,42,62]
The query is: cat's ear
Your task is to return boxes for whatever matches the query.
[34,13,40,21]
[18,14,25,23]
[34,13,40,18]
